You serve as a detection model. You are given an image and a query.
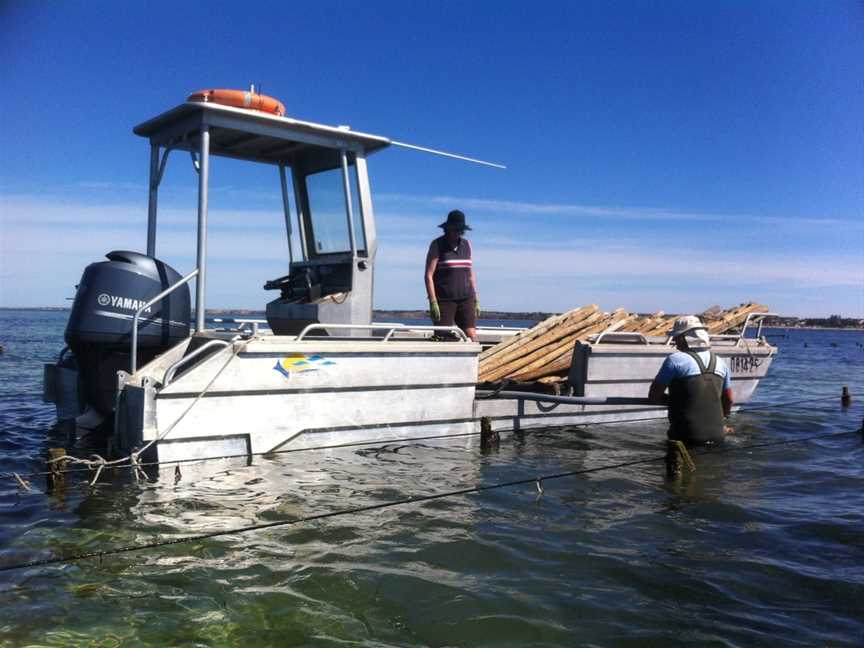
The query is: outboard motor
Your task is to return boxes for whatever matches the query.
[64,251,190,415]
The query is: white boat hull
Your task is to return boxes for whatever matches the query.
[113,333,776,464]
[476,337,776,432]
[117,335,480,462]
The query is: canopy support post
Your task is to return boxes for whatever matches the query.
[278,164,294,266]
[147,144,159,256]
[195,124,210,333]
[353,153,376,261]
[291,169,308,261]
[340,149,357,257]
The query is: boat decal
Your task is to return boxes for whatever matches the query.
[97,292,152,313]
[273,353,336,379]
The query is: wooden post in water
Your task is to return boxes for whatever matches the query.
[665,440,696,479]
[841,386,851,407]
[47,447,66,493]
[480,416,498,450]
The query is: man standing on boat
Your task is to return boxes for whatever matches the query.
[425,210,479,342]
[648,316,734,445]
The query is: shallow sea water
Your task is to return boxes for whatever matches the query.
[1,310,862,647]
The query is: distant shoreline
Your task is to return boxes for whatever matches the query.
[2,306,862,330]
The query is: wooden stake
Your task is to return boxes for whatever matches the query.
[477,301,773,386]
[666,440,696,479]
[478,309,572,362]
[47,447,66,493]
[480,310,605,382]
[511,316,625,381]
[479,305,596,368]
[479,307,600,380]
[480,416,498,449]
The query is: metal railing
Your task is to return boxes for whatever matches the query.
[740,312,778,343]
[477,325,529,331]
[210,318,271,336]
[130,268,198,374]
[592,331,650,345]
[163,338,236,386]
[296,322,470,342]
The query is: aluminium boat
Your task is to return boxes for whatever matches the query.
[43,91,776,465]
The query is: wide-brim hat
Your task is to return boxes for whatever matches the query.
[669,315,711,345]
[439,209,471,230]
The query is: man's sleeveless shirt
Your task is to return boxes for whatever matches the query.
[432,236,474,301]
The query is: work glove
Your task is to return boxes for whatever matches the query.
[430,300,441,322]
[475,300,481,317]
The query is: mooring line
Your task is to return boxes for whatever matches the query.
[733,394,854,413]
[43,337,247,485]
[1,392,860,483]
[0,431,484,482]
[1,426,860,574]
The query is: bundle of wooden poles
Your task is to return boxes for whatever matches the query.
[478,302,769,385]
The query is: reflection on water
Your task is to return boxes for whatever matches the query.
[1,312,863,646]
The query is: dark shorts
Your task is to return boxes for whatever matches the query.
[437,297,477,332]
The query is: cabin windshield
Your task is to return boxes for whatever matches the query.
[304,161,366,256]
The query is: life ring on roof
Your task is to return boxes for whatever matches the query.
[187,89,286,116]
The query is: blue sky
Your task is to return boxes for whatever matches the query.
[1,1,861,317]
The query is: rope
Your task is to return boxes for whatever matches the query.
[3,391,861,483]
[35,338,245,486]
[12,473,31,492]
[1,431,482,482]
[734,395,850,413]
[1,426,859,574]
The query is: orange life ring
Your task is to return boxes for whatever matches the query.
[187,89,286,116]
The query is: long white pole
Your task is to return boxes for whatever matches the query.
[390,140,506,169]
[195,125,210,332]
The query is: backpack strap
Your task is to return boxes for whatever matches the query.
[685,350,715,375]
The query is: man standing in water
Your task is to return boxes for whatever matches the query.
[648,316,734,445]
[424,210,479,342]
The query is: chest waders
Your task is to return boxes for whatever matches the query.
[667,351,725,445]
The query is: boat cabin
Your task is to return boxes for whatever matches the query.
[134,100,391,336]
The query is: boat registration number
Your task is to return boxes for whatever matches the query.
[728,355,761,374]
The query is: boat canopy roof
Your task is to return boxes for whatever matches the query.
[133,101,391,172]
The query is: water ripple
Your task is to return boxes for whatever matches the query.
[1,314,862,646]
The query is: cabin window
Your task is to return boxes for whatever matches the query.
[304,163,366,255]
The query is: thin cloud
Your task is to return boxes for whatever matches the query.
[75,181,148,193]
[377,240,862,288]
[2,191,861,315]
[377,192,861,227]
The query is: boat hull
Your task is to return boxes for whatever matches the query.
[476,338,776,432]
[117,336,480,463]
[112,334,776,464]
